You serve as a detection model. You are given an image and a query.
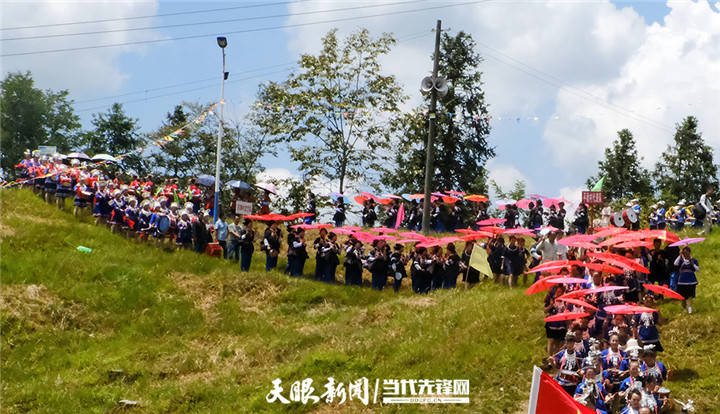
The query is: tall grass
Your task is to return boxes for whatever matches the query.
[1,189,718,413]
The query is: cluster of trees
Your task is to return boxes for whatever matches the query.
[587,119,719,204]
[3,26,716,208]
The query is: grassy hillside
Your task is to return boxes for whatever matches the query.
[1,189,719,413]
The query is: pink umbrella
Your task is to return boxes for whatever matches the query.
[333,228,360,235]
[643,284,684,300]
[558,288,592,299]
[406,193,425,200]
[445,190,466,196]
[566,242,601,250]
[546,277,590,285]
[544,311,590,322]
[478,226,506,234]
[583,286,628,295]
[477,218,506,226]
[604,304,658,315]
[290,223,334,229]
[369,227,398,234]
[615,241,653,249]
[375,235,399,241]
[504,228,536,236]
[668,237,705,247]
[592,227,627,238]
[528,194,547,200]
[432,192,446,197]
[394,238,421,244]
[587,252,649,274]
[380,193,403,199]
[558,234,597,246]
[582,262,625,274]
[515,198,535,210]
[539,226,560,232]
[397,231,427,240]
[556,298,599,311]
[461,234,491,241]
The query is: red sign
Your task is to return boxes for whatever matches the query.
[582,191,604,205]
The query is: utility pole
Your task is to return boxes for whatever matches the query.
[213,37,227,222]
[421,20,442,235]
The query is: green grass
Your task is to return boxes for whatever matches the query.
[1,188,719,413]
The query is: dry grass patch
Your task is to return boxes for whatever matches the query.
[1,284,92,331]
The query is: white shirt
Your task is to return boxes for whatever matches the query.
[699,194,713,213]
[532,239,568,263]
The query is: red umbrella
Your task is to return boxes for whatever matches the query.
[395,238,421,244]
[478,226,506,234]
[544,311,590,322]
[286,212,315,220]
[586,253,649,274]
[558,289,592,299]
[567,242,602,250]
[640,229,680,243]
[407,193,426,200]
[332,227,357,235]
[396,231,426,239]
[417,236,461,248]
[505,228,536,236]
[583,262,625,274]
[455,228,479,234]
[442,195,461,204]
[643,284,684,300]
[604,304,658,315]
[558,234,597,246]
[583,286,628,295]
[615,241,653,249]
[556,298,599,311]
[369,227,398,234]
[477,218,506,226]
[354,195,369,205]
[546,277,590,285]
[464,194,489,202]
[290,223,333,229]
[528,260,585,273]
[525,279,552,295]
[538,226,560,232]
[592,227,627,238]
[461,234,491,241]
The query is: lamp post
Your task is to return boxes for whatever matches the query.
[213,36,227,223]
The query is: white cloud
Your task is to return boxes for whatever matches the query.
[281,0,720,196]
[486,159,530,200]
[1,0,162,94]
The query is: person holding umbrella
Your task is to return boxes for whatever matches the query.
[674,246,700,313]
[262,221,282,271]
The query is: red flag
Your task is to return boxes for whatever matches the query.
[395,203,405,229]
[528,366,595,414]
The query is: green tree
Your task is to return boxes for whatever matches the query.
[489,179,526,201]
[251,28,406,193]
[381,31,494,194]
[653,116,719,202]
[81,103,146,174]
[586,129,652,201]
[0,71,80,175]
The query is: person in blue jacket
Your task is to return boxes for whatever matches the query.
[674,246,699,314]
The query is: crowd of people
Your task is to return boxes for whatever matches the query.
[13,150,715,413]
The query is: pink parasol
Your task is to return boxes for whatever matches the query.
[464,194,489,202]
[477,218,506,226]
[558,288,592,299]
[528,194,547,200]
[583,286,628,295]
[556,298,599,311]
[642,284,684,300]
[546,277,590,285]
[582,262,625,274]
[380,194,403,199]
[525,278,552,295]
[406,193,425,200]
[290,223,334,229]
[445,190,466,196]
[604,304,658,315]
[558,234,597,246]
[528,260,585,273]
[461,233,491,241]
[332,228,358,235]
[538,226,560,232]
[544,311,590,322]
[586,252,649,274]
[396,231,427,240]
[286,212,315,220]
[565,241,601,250]
[668,237,705,247]
[417,236,462,248]
[614,241,654,249]
[515,198,535,210]
[592,227,627,238]
[432,192,446,197]
[639,229,680,243]
[504,228,536,236]
[478,226,506,234]
[394,238,421,244]
[369,227,398,234]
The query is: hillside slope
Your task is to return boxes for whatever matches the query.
[1,189,719,413]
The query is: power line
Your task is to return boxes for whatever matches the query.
[0,0,423,42]
[0,1,299,31]
[477,49,674,132]
[75,67,295,113]
[1,0,491,58]
[73,61,297,105]
[73,29,431,113]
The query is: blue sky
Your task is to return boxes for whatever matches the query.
[3,0,719,203]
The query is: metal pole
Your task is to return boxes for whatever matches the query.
[421,20,442,235]
[213,48,226,222]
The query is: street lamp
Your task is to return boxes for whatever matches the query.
[213,36,227,222]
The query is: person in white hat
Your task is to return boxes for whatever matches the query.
[698,187,714,234]
[631,199,641,230]
[648,204,658,229]
[655,201,666,230]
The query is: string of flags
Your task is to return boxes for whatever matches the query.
[252,101,560,123]
[1,102,222,189]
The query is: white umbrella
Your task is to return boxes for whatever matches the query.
[255,182,277,195]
